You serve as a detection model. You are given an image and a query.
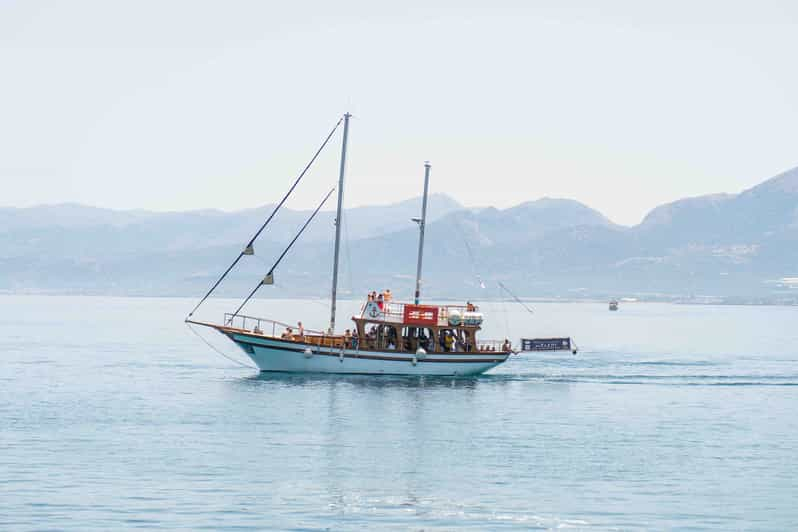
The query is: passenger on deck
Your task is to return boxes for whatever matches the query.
[466,301,476,312]
[419,333,429,350]
[367,292,375,302]
[352,329,359,349]
[297,321,304,337]
[502,339,512,352]
[443,332,454,352]
[377,292,384,310]
[344,329,352,348]
[382,289,392,311]
[281,327,294,340]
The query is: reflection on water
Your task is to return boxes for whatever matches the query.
[2,296,798,530]
[241,371,487,389]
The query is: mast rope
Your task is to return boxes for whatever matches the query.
[453,216,486,297]
[229,187,336,319]
[185,322,257,369]
[342,203,354,298]
[497,281,534,315]
[186,116,344,318]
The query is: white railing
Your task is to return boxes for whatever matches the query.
[358,300,479,326]
[476,339,512,353]
[223,313,325,336]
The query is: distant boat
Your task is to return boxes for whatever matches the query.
[186,113,512,375]
[609,300,619,311]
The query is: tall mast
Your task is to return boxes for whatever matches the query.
[413,161,431,305]
[329,112,351,333]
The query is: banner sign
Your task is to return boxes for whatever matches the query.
[521,337,572,352]
[403,304,439,326]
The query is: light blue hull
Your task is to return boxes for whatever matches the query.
[228,333,508,376]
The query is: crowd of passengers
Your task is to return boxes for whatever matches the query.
[273,295,512,352]
[366,289,393,309]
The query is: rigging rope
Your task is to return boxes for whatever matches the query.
[230,187,336,318]
[186,322,257,370]
[187,116,344,318]
[497,281,534,315]
[342,202,354,298]
[498,282,512,341]
[452,216,486,298]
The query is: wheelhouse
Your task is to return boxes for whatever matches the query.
[351,299,505,353]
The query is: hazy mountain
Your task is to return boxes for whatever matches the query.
[1,168,797,303]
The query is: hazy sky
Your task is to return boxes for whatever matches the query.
[1,1,796,225]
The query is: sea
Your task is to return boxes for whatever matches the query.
[2,295,797,531]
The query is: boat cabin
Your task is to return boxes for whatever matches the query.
[351,299,499,353]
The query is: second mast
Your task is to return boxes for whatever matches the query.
[329,112,351,333]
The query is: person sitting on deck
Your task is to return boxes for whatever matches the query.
[297,321,304,337]
[384,289,392,302]
[502,339,512,352]
[376,292,384,310]
[466,301,476,312]
[281,327,294,340]
[344,329,352,348]
[367,291,375,302]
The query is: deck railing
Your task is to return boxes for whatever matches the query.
[476,339,513,353]
[223,313,322,336]
[358,301,479,327]
[222,313,348,348]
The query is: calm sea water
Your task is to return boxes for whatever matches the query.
[2,295,797,530]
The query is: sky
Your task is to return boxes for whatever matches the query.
[1,1,796,226]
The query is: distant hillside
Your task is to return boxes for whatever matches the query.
[1,168,797,303]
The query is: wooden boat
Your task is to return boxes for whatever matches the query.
[186,113,511,375]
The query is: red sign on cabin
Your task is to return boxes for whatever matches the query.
[403,304,439,326]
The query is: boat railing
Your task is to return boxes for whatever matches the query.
[222,313,347,348]
[358,301,480,327]
[223,313,325,337]
[476,339,511,353]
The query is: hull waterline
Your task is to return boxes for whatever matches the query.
[223,328,509,376]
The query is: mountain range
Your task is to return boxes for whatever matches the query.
[1,167,797,304]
